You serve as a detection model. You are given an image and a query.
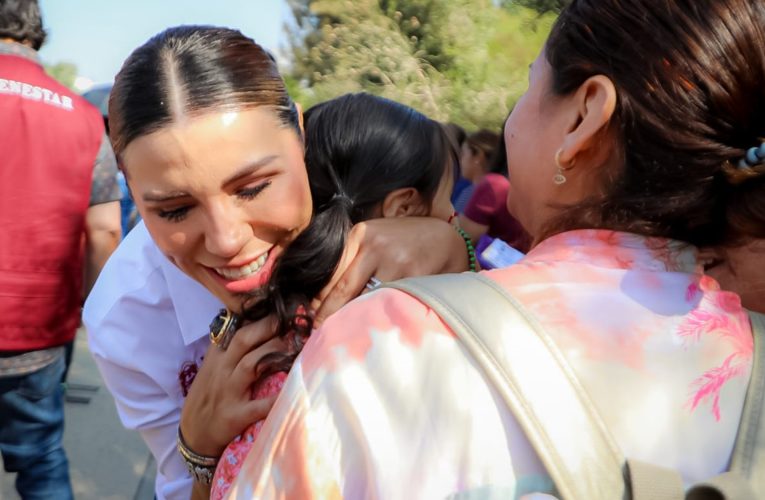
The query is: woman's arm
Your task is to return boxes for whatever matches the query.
[88,354,193,499]
[312,216,469,324]
[84,223,227,499]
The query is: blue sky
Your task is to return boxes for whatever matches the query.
[37,0,291,85]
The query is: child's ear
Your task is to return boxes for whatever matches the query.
[381,188,428,218]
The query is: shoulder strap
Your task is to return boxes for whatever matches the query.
[385,273,629,500]
[680,310,764,500]
[387,275,763,500]
[729,311,765,494]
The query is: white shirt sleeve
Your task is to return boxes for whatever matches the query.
[83,223,214,500]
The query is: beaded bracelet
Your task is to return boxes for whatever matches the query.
[454,225,477,272]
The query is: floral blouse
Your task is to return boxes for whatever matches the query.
[227,230,753,499]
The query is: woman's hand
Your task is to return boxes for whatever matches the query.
[312,217,468,325]
[179,318,288,458]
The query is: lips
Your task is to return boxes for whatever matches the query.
[208,247,279,294]
[213,252,268,280]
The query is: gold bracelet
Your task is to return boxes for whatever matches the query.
[177,427,218,484]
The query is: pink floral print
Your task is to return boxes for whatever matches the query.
[226,230,753,498]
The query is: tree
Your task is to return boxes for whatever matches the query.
[44,62,78,90]
[285,0,554,130]
[501,0,569,15]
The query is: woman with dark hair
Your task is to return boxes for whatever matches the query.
[229,0,765,497]
[207,91,456,499]
[84,27,467,500]
[460,125,531,253]
[453,129,499,213]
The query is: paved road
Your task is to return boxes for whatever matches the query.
[1,328,156,500]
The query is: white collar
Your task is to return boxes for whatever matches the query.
[158,246,224,347]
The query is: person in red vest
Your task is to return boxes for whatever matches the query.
[0,1,122,497]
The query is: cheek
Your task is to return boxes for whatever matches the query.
[141,219,198,274]
[269,167,313,230]
[504,106,555,234]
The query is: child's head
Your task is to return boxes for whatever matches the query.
[304,93,455,223]
[243,93,456,373]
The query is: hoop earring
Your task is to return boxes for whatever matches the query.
[553,149,576,185]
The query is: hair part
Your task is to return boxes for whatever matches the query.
[0,0,46,50]
[543,0,765,246]
[109,26,299,158]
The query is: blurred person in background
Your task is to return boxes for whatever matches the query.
[453,129,498,213]
[444,122,470,205]
[82,83,141,239]
[0,1,121,498]
[459,128,530,253]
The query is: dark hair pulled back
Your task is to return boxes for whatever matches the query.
[243,93,455,382]
[545,0,765,246]
[0,0,46,50]
[108,25,299,158]
[465,129,500,163]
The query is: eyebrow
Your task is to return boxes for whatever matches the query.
[222,154,278,186]
[142,154,279,203]
[143,190,191,203]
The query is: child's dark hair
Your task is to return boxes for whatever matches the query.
[242,92,456,381]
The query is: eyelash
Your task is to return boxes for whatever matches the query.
[157,206,190,222]
[237,180,271,200]
[156,181,272,223]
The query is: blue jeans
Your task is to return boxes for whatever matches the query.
[0,354,73,500]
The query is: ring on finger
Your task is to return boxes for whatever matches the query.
[365,276,383,291]
[209,308,242,351]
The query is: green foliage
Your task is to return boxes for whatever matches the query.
[285,0,555,131]
[501,0,569,15]
[44,62,78,90]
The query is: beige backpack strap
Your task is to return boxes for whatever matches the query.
[630,311,763,500]
[728,311,765,495]
[386,274,629,500]
[388,276,763,500]
[677,311,764,500]
[626,460,684,500]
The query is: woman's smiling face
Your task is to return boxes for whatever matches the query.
[122,107,312,310]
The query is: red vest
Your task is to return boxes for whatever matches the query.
[0,52,104,350]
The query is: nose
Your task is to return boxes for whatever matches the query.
[204,201,251,259]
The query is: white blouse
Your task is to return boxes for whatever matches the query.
[83,222,222,500]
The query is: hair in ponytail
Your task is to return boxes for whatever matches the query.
[242,92,456,383]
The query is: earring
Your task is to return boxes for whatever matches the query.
[553,149,576,185]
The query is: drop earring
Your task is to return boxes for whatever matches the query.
[553,149,576,185]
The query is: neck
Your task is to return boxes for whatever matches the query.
[470,172,486,184]
[1,38,33,48]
